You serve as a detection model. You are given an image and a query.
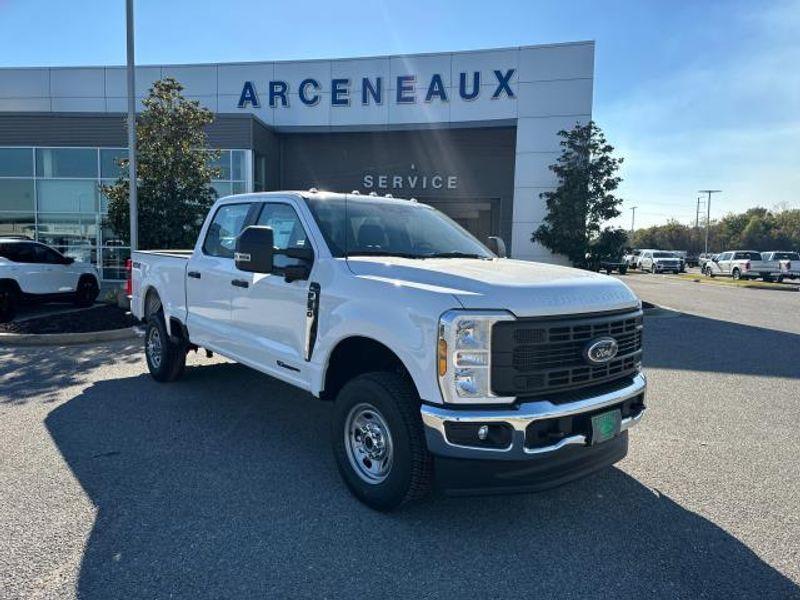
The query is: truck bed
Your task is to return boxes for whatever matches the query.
[131,250,191,322]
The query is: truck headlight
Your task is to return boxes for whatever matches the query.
[437,310,515,404]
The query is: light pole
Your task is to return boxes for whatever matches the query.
[629,206,637,236]
[126,0,138,251]
[698,190,721,255]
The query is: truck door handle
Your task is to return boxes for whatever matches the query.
[188,271,201,279]
[231,279,249,288]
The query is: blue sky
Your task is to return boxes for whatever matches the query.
[0,0,797,228]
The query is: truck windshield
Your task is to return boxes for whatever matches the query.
[304,195,493,259]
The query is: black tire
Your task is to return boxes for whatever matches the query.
[73,275,99,308]
[332,372,433,511]
[775,276,784,283]
[619,266,628,275]
[732,268,741,281]
[144,311,186,382]
[0,283,18,323]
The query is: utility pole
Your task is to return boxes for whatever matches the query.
[698,190,721,255]
[695,197,702,230]
[629,206,637,236]
[126,0,138,251]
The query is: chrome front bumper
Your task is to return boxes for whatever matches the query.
[421,373,647,460]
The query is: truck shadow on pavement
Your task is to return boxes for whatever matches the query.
[45,361,799,599]
[643,309,800,378]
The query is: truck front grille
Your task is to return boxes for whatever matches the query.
[491,310,643,398]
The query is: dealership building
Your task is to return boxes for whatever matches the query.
[0,42,594,279]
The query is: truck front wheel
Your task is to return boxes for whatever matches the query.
[144,311,186,382]
[332,372,433,510]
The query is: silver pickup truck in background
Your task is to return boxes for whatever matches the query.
[702,250,782,281]
[760,251,799,281]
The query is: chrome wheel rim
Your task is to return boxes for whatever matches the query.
[344,403,394,484]
[146,326,163,369]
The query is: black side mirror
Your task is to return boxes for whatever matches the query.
[235,226,274,273]
[487,236,507,258]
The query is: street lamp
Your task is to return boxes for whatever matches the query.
[698,190,721,255]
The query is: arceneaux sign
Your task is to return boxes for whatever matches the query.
[237,69,515,108]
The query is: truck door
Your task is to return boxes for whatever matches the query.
[186,202,254,352]
[716,252,731,274]
[228,200,316,387]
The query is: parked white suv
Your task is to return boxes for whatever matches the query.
[639,250,682,273]
[131,191,647,510]
[0,237,100,322]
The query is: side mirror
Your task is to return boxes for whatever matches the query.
[487,236,507,258]
[63,256,75,265]
[235,226,274,273]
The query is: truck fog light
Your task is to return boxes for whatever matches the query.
[477,425,489,440]
[454,350,488,367]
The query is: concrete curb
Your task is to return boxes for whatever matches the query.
[0,326,140,347]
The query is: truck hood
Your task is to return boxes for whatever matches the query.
[346,257,640,317]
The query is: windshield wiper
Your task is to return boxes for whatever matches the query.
[346,250,424,259]
[422,252,488,259]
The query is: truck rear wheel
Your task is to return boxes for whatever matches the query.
[144,311,186,382]
[732,268,741,280]
[332,372,433,511]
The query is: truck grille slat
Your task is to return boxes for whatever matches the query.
[491,310,643,398]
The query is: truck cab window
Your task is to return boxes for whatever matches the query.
[202,203,252,258]
[256,203,309,269]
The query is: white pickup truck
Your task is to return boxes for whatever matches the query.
[702,250,782,281]
[131,191,647,510]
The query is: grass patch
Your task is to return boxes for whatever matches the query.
[671,273,799,291]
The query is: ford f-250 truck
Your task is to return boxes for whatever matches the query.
[131,191,647,510]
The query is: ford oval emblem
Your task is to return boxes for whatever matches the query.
[584,337,619,365]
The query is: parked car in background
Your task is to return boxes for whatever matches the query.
[668,251,687,272]
[760,251,799,280]
[685,253,700,268]
[698,253,717,269]
[702,250,781,281]
[0,238,100,322]
[639,250,683,273]
[131,191,647,510]
[623,249,642,269]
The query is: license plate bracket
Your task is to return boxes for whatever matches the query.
[591,409,622,445]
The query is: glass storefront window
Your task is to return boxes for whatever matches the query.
[1,145,250,279]
[212,182,232,198]
[100,246,130,280]
[0,148,33,177]
[36,148,97,178]
[37,179,98,213]
[36,213,98,245]
[0,212,35,237]
[0,179,35,212]
[100,148,128,179]
[232,181,247,195]
[231,150,246,181]
[209,150,231,180]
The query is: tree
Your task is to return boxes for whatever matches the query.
[532,121,624,266]
[103,78,221,249]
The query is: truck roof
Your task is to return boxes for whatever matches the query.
[215,190,429,208]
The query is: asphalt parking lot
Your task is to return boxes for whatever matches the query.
[1,277,799,599]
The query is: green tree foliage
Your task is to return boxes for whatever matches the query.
[103,78,221,249]
[532,121,624,266]
[631,207,800,252]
